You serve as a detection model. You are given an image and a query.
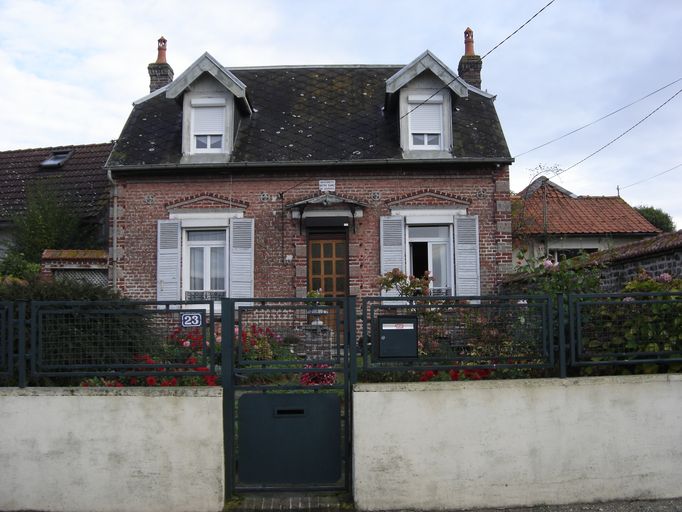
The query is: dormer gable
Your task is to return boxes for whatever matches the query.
[386,49,495,160]
[386,50,470,98]
[163,53,252,164]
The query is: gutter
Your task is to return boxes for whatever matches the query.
[107,156,514,175]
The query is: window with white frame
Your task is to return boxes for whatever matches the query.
[184,230,226,301]
[157,217,254,308]
[407,95,443,150]
[407,225,451,295]
[380,215,480,297]
[191,98,226,153]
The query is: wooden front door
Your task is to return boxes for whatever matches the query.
[308,237,347,297]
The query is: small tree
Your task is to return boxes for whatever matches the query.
[9,182,88,263]
[635,205,676,233]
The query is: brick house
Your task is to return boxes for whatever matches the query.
[106,31,512,304]
[513,176,660,265]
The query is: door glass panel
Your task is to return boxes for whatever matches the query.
[335,260,345,274]
[190,247,204,290]
[312,260,321,275]
[335,243,346,257]
[336,277,345,290]
[311,243,321,258]
[324,277,333,291]
[323,243,333,258]
[324,261,333,274]
[312,278,321,290]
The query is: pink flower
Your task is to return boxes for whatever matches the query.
[658,273,673,283]
[543,259,555,270]
[182,340,190,347]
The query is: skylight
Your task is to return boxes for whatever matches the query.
[41,150,72,168]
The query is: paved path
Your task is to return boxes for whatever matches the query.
[229,496,682,512]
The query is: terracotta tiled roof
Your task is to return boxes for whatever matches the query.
[514,177,660,236]
[0,142,113,221]
[109,66,510,167]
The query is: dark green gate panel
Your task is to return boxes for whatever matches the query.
[238,393,341,484]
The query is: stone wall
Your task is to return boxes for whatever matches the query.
[599,247,682,291]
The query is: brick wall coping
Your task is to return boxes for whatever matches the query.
[41,249,108,261]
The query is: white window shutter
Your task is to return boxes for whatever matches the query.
[454,215,481,297]
[193,106,225,134]
[380,216,405,297]
[229,218,254,299]
[410,103,441,133]
[157,220,181,301]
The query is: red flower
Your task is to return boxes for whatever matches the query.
[145,376,157,386]
[161,377,178,387]
[186,356,197,365]
[449,370,460,381]
[128,377,138,385]
[203,375,218,386]
[419,370,437,382]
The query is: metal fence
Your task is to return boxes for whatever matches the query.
[360,295,556,379]
[1,300,219,387]
[568,291,682,368]
[2,292,682,387]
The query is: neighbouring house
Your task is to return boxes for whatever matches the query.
[589,229,682,291]
[513,176,660,265]
[0,142,113,260]
[106,31,513,305]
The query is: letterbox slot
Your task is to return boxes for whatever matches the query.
[275,408,305,416]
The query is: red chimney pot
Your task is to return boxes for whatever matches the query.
[156,36,167,64]
[464,27,475,56]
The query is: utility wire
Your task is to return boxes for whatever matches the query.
[481,0,558,60]
[399,0,558,122]
[514,77,682,158]
[551,87,682,178]
[620,162,682,190]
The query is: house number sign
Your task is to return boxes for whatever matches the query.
[319,179,336,192]
[180,312,204,328]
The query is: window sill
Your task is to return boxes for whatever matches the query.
[402,150,453,160]
[181,153,232,165]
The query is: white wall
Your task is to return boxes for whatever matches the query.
[354,375,682,511]
[0,387,223,512]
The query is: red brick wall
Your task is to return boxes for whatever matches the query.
[110,166,511,300]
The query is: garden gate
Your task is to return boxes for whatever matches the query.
[222,297,355,495]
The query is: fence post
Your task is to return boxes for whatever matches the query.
[347,296,357,385]
[221,297,235,499]
[17,301,27,388]
[558,294,567,378]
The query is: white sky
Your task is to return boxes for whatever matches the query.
[1,0,680,228]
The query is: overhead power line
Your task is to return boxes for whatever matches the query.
[400,0,558,122]
[551,87,682,178]
[481,0,558,60]
[514,77,682,158]
[620,162,682,191]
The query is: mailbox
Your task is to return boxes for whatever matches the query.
[377,315,419,360]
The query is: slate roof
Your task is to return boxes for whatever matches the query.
[0,142,113,222]
[514,177,660,236]
[108,65,510,167]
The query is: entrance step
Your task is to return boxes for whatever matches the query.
[227,494,353,512]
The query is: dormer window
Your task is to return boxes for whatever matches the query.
[408,95,443,150]
[191,98,226,154]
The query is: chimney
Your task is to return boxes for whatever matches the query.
[147,36,174,92]
[457,27,482,89]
